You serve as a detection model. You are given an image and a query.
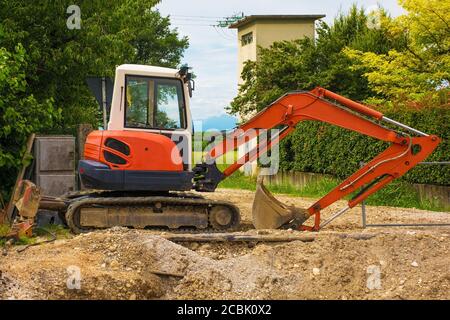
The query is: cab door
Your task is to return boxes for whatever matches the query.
[123,75,192,170]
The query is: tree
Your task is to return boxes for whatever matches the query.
[0,1,189,200]
[0,0,189,131]
[229,5,405,116]
[345,0,450,102]
[0,43,60,200]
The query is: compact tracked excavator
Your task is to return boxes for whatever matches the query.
[19,64,440,233]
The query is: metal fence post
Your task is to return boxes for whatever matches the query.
[359,161,367,228]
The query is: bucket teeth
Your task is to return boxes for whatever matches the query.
[252,179,309,229]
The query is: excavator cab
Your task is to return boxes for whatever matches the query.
[80,64,195,191]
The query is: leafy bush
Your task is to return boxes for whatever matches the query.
[0,44,60,200]
[229,3,449,187]
[279,103,449,185]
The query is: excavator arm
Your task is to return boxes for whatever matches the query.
[193,87,440,231]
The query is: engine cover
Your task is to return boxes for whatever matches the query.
[79,130,193,191]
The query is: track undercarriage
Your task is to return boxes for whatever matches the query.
[44,191,241,234]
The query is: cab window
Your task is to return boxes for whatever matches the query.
[125,76,186,130]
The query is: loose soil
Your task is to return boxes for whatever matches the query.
[1,189,449,300]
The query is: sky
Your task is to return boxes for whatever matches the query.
[156,0,405,124]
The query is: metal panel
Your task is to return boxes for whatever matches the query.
[36,175,75,196]
[34,136,76,197]
[36,136,75,172]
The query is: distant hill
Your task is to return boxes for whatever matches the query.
[195,114,237,131]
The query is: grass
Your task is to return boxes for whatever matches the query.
[35,224,72,239]
[218,169,448,212]
[0,223,72,247]
[0,224,36,246]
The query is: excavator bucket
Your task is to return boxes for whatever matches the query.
[252,178,309,229]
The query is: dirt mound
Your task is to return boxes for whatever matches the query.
[1,227,449,300]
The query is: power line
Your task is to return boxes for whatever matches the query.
[172,23,214,27]
[171,17,218,22]
[213,26,235,41]
[217,26,235,40]
[171,14,224,19]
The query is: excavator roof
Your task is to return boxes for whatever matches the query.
[116,64,180,79]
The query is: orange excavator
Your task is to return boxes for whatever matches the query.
[16,64,440,233]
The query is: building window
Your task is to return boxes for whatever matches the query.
[241,32,253,46]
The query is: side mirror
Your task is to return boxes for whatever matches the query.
[188,79,195,98]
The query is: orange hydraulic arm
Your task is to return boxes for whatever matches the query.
[194,87,440,231]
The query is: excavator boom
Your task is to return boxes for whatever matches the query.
[194,87,440,231]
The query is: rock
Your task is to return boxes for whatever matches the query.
[209,252,219,259]
[200,244,211,251]
[411,261,419,267]
[129,293,137,300]
[312,268,320,276]
[101,263,106,268]
[223,281,232,291]
[247,241,256,248]
[110,260,119,269]
[190,242,200,250]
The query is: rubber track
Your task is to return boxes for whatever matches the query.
[65,195,241,234]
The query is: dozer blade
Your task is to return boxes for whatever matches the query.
[252,178,310,229]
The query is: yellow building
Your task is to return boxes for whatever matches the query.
[229,15,325,84]
[229,15,325,175]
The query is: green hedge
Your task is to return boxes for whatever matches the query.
[279,105,449,186]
